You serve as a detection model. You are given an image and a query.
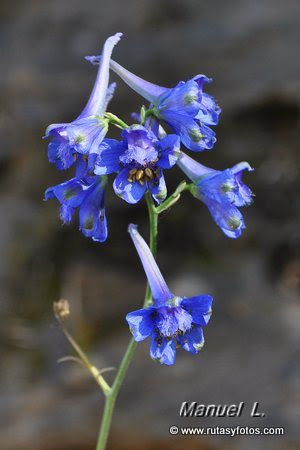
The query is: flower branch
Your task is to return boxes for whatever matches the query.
[155,180,191,214]
[53,300,111,396]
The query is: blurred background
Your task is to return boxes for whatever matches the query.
[0,0,299,449]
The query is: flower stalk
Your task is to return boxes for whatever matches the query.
[95,193,157,450]
[53,301,111,395]
[155,180,191,214]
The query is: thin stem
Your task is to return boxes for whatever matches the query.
[144,192,158,306]
[95,193,158,450]
[155,181,191,214]
[61,324,111,395]
[95,339,137,450]
[145,191,158,256]
[105,112,128,129]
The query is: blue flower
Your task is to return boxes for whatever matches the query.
[126,224,213,365]
[45,33,122,170]
[177,151,254,238]
[86,55,220,152]
[93,125,180,204]
[45,174,108,242]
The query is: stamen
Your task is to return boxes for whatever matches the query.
[136,169,144,181]
[145,168,154,179]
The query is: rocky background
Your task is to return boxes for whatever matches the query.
[0,0,299,449]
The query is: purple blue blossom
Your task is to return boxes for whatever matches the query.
[126,224,213,365]
[45,172,108,242]
[177,152,254,238]
[93,125,180,204]
[86,56,220,152]
[45,33,122,170]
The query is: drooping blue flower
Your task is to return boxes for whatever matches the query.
[86,55,220,152]
[126,224,213,365]
[45,33,122,170]
[45,173,108,242]
[93,125,180,204]
[177,151,254,238]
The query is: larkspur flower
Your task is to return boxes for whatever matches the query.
[177,151,254,238]
[45,33,122,171]
[45,172,108,242]
[86,55,220,152]
[126,224,213,365]
[93,125,180,204]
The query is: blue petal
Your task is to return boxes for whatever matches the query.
[150,333,176,365]
[174,307,193,332]
[181,295,213,326]
[45,178,86,207]
[156,307,180,337]
[156,134,180,169]
[113,168,146,204]
[144,116,159,136]
[44,187,55,201]
[198,124,217,149]
[66,116,108,155]
[47,131,75,170]
[148,170,167,204]
[59,204,74,224]
[161,111,216,152]
[92,209,108,242]
[45,123,69,137]
[157,80,201,117]
[79,177,106,237]
[197,93,221,126]
[204,198,245,238]
[177,326,204,354]
[192,74,212,90]
[231,162,254,207]
[126,307,156,342]
[93,139,124,175]
[75,155,89,178]
[198,169,235,203]
[196,164,253,208]
[156,306,193,337]
[120,126,158,165]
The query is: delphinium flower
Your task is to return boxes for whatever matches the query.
[86,55,220,152]
[177,151,253,238]
[45,32,122,170]
[45,168,108,242]
[126,224,213,365]
[93,125,180,204]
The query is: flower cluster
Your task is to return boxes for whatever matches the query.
[45,33,254,364]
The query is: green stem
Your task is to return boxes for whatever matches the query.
[155,181,191,214]
[105,112,129,129]
[144,192,158,306]
[95,339,137,450]
[95,193,158,450]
